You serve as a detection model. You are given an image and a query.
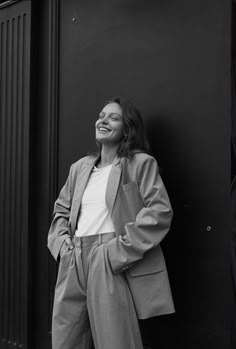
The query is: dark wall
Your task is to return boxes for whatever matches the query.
[57,0,232,348]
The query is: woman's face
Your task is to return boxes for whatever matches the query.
[95,102,124,146]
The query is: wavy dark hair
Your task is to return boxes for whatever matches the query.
[97,96,150,158]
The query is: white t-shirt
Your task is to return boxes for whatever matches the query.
[75,164,115,237]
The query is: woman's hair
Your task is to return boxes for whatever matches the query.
[97,96,150,158]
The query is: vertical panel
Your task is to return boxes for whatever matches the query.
[0,2,31,349]
[47,1,59,337]
[31,0,60,347]
[0,19,3,349]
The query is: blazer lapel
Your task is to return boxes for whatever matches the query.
[70,157,96,233]
[106,156,122,214]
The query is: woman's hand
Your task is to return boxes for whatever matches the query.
[64,237,74,250]
[60,237,74,258]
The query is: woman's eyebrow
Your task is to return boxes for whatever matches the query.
[100,112,122,118]
[111,113,122,117]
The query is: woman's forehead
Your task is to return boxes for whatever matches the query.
[101,102,122,116]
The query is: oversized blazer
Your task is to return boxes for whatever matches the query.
[48,152,175,319]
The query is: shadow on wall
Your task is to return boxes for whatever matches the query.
[141,115,213,347]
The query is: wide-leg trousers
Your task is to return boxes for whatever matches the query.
[52,232,143,349]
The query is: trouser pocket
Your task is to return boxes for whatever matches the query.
[55,248,74,293]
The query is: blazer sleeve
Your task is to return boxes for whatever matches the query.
[47,165,73,261]
[106,155,173,274]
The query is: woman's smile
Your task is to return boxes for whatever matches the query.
[98,126,111,132]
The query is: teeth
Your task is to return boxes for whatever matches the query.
[99,127,110,131]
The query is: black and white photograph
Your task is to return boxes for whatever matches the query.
[0,0,234,348]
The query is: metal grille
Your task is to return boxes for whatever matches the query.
[0,2,31,348]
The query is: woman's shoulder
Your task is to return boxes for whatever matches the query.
[129,151,157,165]
[123,152,159,175]
[70,155,96,171]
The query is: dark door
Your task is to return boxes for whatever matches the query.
[34,0,233,348]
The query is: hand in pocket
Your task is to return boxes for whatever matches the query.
[60,237,74,258]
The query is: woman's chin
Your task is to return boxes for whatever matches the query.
[96,138,120,148]
[96,136,108,144]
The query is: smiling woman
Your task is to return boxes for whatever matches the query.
[95,96,150,162]
[95,102,124,148]
[48,97,175,349]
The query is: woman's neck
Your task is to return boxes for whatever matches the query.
[97,145,118,168]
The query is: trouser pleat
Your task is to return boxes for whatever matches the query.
[52,233,143,349]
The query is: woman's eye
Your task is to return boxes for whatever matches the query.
[111,116,120,121]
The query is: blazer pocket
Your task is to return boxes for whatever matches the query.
[121,181,144,216]
[128,245,166,277]
[122,181,139,192]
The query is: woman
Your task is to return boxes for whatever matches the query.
[48,97,175,349]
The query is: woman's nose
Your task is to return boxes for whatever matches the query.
[101,115,109,123]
